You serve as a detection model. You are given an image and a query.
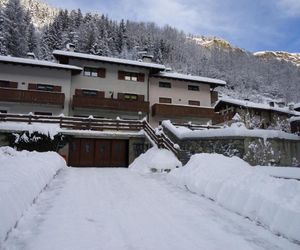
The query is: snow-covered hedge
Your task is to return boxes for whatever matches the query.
[129,146,182,174]
[167,154,300,243]
[0,147,67,244]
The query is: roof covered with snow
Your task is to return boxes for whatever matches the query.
[53,50,166,70]
[215,98,300,116]
[152,71,226,87]
[0,55,82,71]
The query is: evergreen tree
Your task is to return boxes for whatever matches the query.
[0,8,7,55]
[3,0,28,57]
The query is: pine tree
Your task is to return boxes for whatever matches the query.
[0,8,7,55]
[3,0,28,57]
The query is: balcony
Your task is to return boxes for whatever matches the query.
[72,93,149,113]
[0,88,65,107]
[152,103,217,119]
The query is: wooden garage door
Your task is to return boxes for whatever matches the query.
[69,138,128,167]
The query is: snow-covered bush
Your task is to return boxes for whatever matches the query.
[167,153,300,243]
[0,147,67,245]
[6,131,68,152]
[129,146,182,174]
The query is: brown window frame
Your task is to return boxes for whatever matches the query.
[0,80,18,88]
[37,84,55,92]
[82,89,98,96]
[124,93,138,101]
[159,82,171,88]
[159,97,172,104]
[188,85,200,91]
[188,100,200,106]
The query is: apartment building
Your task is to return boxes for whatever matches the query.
[53,50,165,120]
[149,71,225,126]
[0,55,81,116]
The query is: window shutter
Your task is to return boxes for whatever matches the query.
[118,93,125,100]
[28,83,37,90]
[98,68,106,78]
[137,73,145,82]
[9,82,18,88]
[118,71,125,80]
[138,95,144,102]
[53,86,62,92]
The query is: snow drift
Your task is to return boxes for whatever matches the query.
[0,147,66,244]
[129,146,182,174]
[167,153,300,243]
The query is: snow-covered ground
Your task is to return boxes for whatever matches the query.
[1,167,299,250]
[0,147,66,245]
[168,153,300,244]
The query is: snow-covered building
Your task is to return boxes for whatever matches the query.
[149,71,225,126]
[0,55,82,116]
[215,98,300,129]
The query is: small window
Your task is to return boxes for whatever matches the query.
[159,97,172,104]
[82,89,98,96]
[118,71,144,82]
[83,67,105,78]
[159,82,171,88]
[37,84,54,91]
[34,112,52,116]
[188,100,200,106]
[124,94,138,101]
[188,85,199,91]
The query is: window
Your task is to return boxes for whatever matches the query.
[124,94,138,101]
[159,82,171,88]
[0,110,7,114]
[188,100,200,106]
[159,97,172,104]
[37,84,54,91]
[82,89,98,96]
[83,67,106,78]
[118,71,145,82]
[34,112,52,116]
[188,85,199,91]
[0,80,18,88]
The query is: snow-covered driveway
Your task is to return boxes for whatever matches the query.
[3,168,299,250]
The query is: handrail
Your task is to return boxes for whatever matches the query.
[142,120,180,157]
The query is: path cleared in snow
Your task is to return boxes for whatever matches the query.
[3,168,299,250]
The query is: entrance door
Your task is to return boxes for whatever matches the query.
[111,140,128,167]
[69,139,80,166]
[94,140,111,167]
[79,139,95,166]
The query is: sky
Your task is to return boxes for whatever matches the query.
[45,0,300,52]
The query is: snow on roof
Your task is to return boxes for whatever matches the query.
[294,103,300,109]
[0,55,82,71]
[215,98,300,116]
[162,120,300,140]
[152,71,226,86]
[53,50,166,70]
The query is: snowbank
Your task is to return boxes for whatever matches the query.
[256,166,300,180]
[0,147,67,244]
[167,154,300,243]
[129,146,182,174]
[162,120,300,140]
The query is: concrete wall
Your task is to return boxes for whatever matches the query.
[0,63,72,115]
[163,125,300,166]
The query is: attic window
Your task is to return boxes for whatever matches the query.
[188,85,199,91]
[84,67,106,78]
[159,82,171,88]
[118,71,145,82]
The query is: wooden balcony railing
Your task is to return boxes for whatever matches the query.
[152,103,217,119]
[72,95,149,113]
[0,88,65,107]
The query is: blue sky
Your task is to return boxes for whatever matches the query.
[45,0,300,52]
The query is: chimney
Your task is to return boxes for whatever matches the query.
[66,43,75,52]
[142,54,154,63]
[26,52,36,60]
[288,103,295,110]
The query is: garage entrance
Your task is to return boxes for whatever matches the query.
[69,138,129,167]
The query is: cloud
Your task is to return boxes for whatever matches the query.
[277,0,300,16]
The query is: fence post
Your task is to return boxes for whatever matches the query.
[59,116,63,128]
[28,112,33,125]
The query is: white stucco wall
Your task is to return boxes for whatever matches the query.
[0,63,72,115]
[149,77,211,107]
